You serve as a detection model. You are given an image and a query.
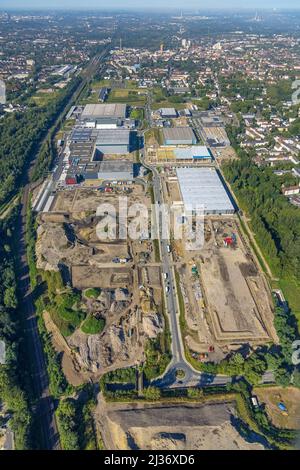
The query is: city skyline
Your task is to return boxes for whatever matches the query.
[1,0,300,11]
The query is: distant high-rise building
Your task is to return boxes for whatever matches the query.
[182,39,191,49]
[160,43,164,53]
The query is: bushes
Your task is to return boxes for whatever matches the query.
[0,208,31,449]
[56,399,80,450]
[143,335,171,381]
[0,76,82,207]
[81,315,105,335]
[84,288,101,299]
[35,297,71,398]
[222,158,300,286]
[46,287,86,337]
[102,367,136,385]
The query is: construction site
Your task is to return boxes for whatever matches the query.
[95,399,265,450]
[172,217,277,361]
[34,182,164,382]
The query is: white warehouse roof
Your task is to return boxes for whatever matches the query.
[176,168,235,214]
[81,103,127,119]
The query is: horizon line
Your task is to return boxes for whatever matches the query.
[1,7,300,12]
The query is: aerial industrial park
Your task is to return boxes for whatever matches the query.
[0,7,300,454]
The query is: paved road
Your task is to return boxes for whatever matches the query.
[140,150,230,389]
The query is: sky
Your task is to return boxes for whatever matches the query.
[1,0,300,10]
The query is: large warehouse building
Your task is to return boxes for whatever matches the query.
[174,146,212,161]
[163,127,197,146]
[98,161,133,181]
[80,103,127,128]
[95,129,130,155]
[176,168,235,215]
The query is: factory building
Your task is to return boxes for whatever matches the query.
[95,129,130,155]
[174,146,212,161]
[160,107,178,118]
[80,103,127,128]
[65,160,134,184]
[162,127,197,146]
[69,142,96,164]
[98,161,134,181]
[70,128,95,143]
[69,126,131,156]
[176,167,235,215]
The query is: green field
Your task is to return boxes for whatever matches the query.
[107,89,146,105]
[279,277,300,328]
[91,79,139,90]
[30,90,60,107]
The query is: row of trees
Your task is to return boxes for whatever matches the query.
[223,158,300,280]
[0,208,32,449]
[0,76,82,208]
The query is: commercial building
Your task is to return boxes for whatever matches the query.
[69,127,131,156]
[95,129,130,155]
[69,142,96,164]
[162,127,197,146]
[98,161,134,181]
[176,168,235,215]
[160,107,178,118]
[70,127,95,143]
[174,146,212,161]
[65,160,134,184]
[81,103,127,124]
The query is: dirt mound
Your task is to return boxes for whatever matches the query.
[151,432,186,450]
[142,313,163,339]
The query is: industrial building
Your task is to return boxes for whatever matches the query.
[95,129,130,155]
[174,146,212,161]
[69,127,131,155]
[176,168,235,215]
[69,142,96,164]
[162,127,197,146]
[70,127,95,143]
[98,161,134,181]
[160,107,178,118]
[81,103,127,125]
[65,160,133,185]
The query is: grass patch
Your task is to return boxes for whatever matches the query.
[47,289,86,337]
[107,89,146,105]
[81,315,105,335]
[84,287,101,299]
[144,128,163,146]
[279,276,300,327]
[30,90,60,107]
[174,269,204,372]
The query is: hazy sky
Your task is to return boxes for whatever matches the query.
[1,0,300,10]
